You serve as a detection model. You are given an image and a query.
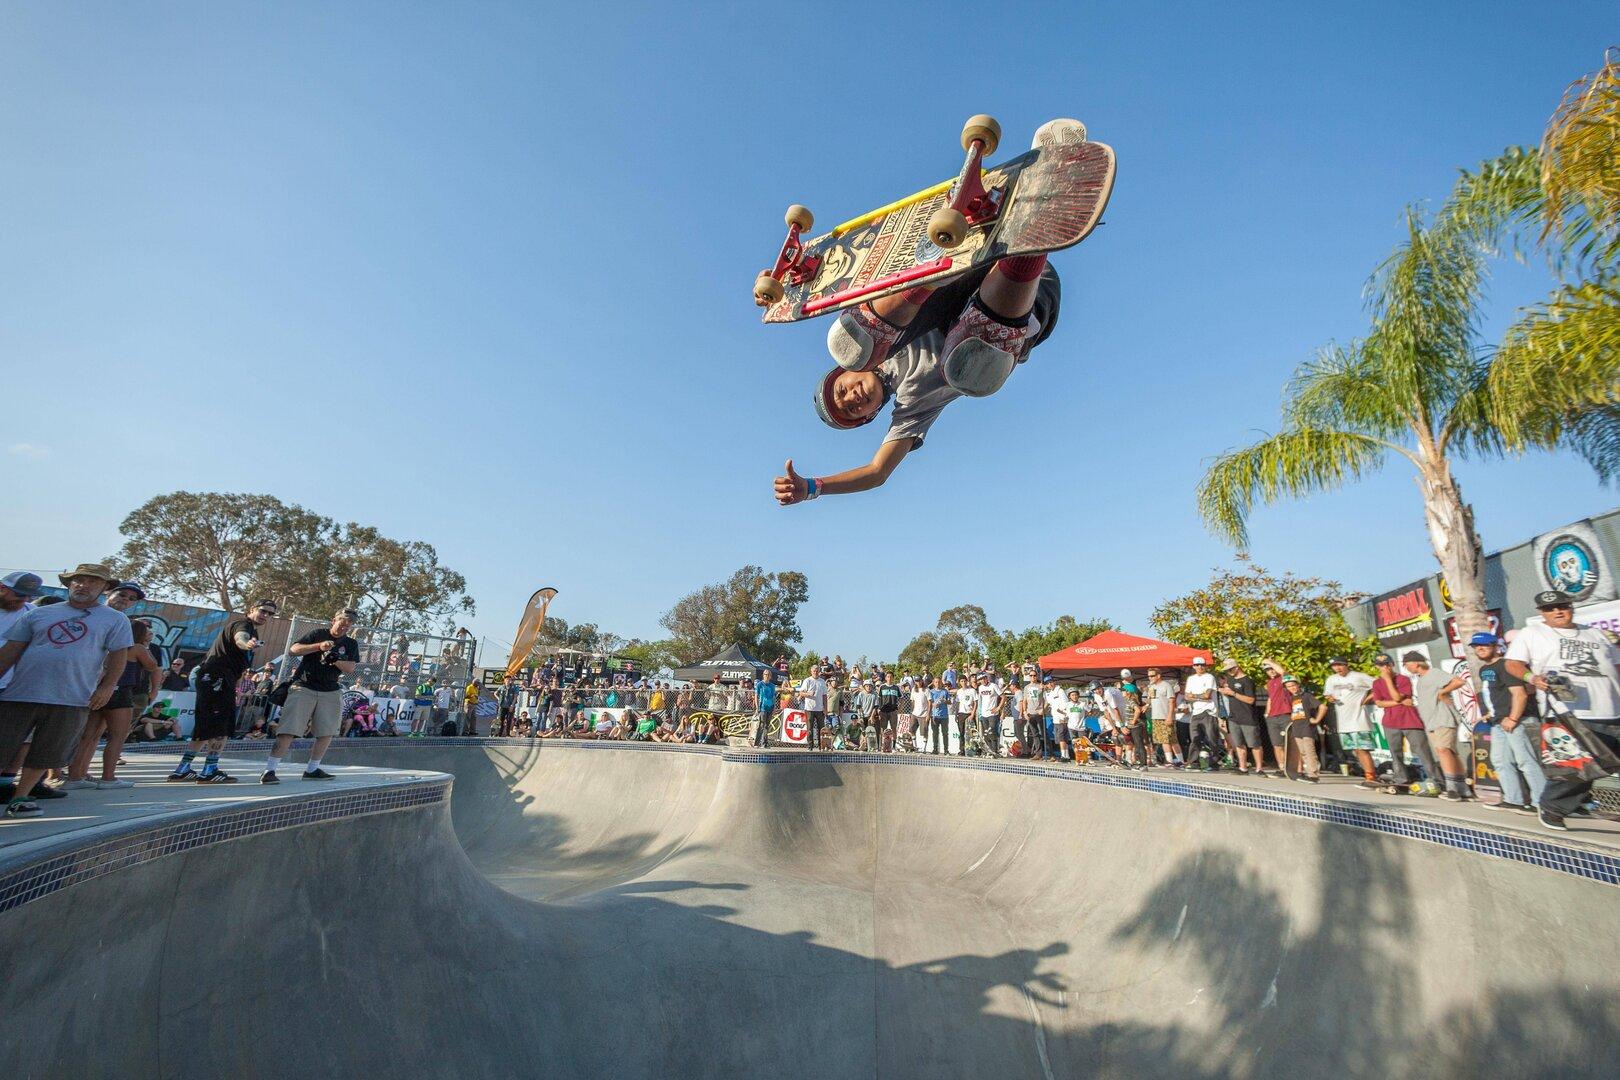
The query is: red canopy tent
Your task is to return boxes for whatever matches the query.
[1037,630,1213,678]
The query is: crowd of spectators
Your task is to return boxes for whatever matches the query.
[1,565,1615,832]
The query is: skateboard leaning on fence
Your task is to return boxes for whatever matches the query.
[754,115,1116,322]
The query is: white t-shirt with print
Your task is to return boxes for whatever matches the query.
[798,676,828,712]
[1184,672,1217,715]
[1506,621,1620,719]
[1323,671,1377,733]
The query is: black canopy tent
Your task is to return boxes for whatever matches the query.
[672,643,771,684]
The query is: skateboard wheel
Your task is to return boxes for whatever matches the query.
[754,272,785,306]
[928,207,969,250]
[960,115,1001,155]
[784,204,814,232]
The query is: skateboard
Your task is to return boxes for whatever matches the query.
[754,115,1116,321]
[1283,721,1309,781]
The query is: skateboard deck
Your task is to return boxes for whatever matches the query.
[758,123,1115,323]
[1283,722,1304,780]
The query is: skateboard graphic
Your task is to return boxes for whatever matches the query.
[754,115,1116,321]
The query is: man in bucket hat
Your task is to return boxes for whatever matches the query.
[0,563,132,816]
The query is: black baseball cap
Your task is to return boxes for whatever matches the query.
[1533,590,1574,610]
[1373,653,1393,666]
[1329,657,1348,666]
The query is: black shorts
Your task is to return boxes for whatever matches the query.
[1265,715,1290,749]
[192,671,238,740]
[104,687,135,711]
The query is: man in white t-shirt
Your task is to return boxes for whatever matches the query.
[1183,658,1222,771]
[976,676,1003,755]
[798,664,829,751]
[1322,657,1379,787]
[953,682,976,757]
[1506,590,1620,830]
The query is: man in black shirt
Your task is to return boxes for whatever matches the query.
[1217,658,1266,774]
[169,599,278,783]
[262,609,359,783]
[1471,632,1546,813]
[161,657,190,691]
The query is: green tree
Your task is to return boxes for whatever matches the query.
[1198,95,1619,652]
[660,565,809,665]
[896,606,1113,675]
[255,523,474,630]
[988,615,1115,672]
[110,492,330,612]
[110,492,475,627]
[1150,558,1378,689]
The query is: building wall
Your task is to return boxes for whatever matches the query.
[1342,506,1620,663]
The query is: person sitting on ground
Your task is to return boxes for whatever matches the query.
[592,711,622,740]
[631,711,657,741]
[133,701,181,742]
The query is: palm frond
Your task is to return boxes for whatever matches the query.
[1436,146,1545,261]
[1451,273,1620,460]
[1283,340,1411,439]
[1540,47,1620,266]
[1364,208,1487,424]
[1197,429,1392,548]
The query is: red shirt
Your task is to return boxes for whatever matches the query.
[1264,675,1293,718]
[1374,673,1423,730]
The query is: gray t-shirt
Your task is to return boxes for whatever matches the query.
[1411,668,1462,734]
[2,601,134,707]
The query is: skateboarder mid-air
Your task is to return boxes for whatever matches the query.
[773,119,1083,506]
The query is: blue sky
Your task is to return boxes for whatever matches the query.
[3,2,1616,662]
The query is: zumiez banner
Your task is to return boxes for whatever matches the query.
[1371,579,1440,648]
[1531,519,1615,605]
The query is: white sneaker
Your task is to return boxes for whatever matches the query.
[94,778,134,789]
[1031,118,1088,150]
[59,778,100,790]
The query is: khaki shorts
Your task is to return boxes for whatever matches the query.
[279,686,342,738]
[1426,725,1458,753]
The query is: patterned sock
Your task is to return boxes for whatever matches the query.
[171,752,196,776]
[994,253,1046,282]
[199,753,219,778]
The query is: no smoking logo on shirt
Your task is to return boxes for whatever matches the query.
[46,618,89,646]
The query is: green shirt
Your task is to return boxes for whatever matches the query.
[635,716,657,735]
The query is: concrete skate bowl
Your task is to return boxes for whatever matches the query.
[4,741,1620,1080]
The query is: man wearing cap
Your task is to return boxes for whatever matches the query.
[168,598,278,783]
[1472,633,1544,813]
[1506,591,1620,830]
[1183,658,1222,771]
[262,608,360,783]
[64,581,159,790]
[1401,652,1473,801]
[1259,660,1296,777]
[0,564,132,816]
[1323,657,1379,788]
[0,572,43,694]
[1370,653,1443,796]
[773,151,1073,510]
[1217,659,1265,774]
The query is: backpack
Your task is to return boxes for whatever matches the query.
[440,719,460,737]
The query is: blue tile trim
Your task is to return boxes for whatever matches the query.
[0,778,449,917]
[722,749,1620,888]
[117,741,1620,888]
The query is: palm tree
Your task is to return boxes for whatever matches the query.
[1198,52,1620,645]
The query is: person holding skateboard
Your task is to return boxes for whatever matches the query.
[773,121,1085,506]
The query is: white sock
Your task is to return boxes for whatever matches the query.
[265,756,281,772]
[305,758,322,773]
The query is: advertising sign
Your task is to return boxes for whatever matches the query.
[1531,519,1615,604]
[780,708,808,745]
[1371,580,1440,648]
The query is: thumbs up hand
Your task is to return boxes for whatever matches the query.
[775,459,808,506]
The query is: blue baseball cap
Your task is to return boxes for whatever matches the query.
[111,581,147,600]
[1467,632,1501,647]
[1,571,43,597]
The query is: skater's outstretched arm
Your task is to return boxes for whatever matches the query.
[774,440,913,505]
